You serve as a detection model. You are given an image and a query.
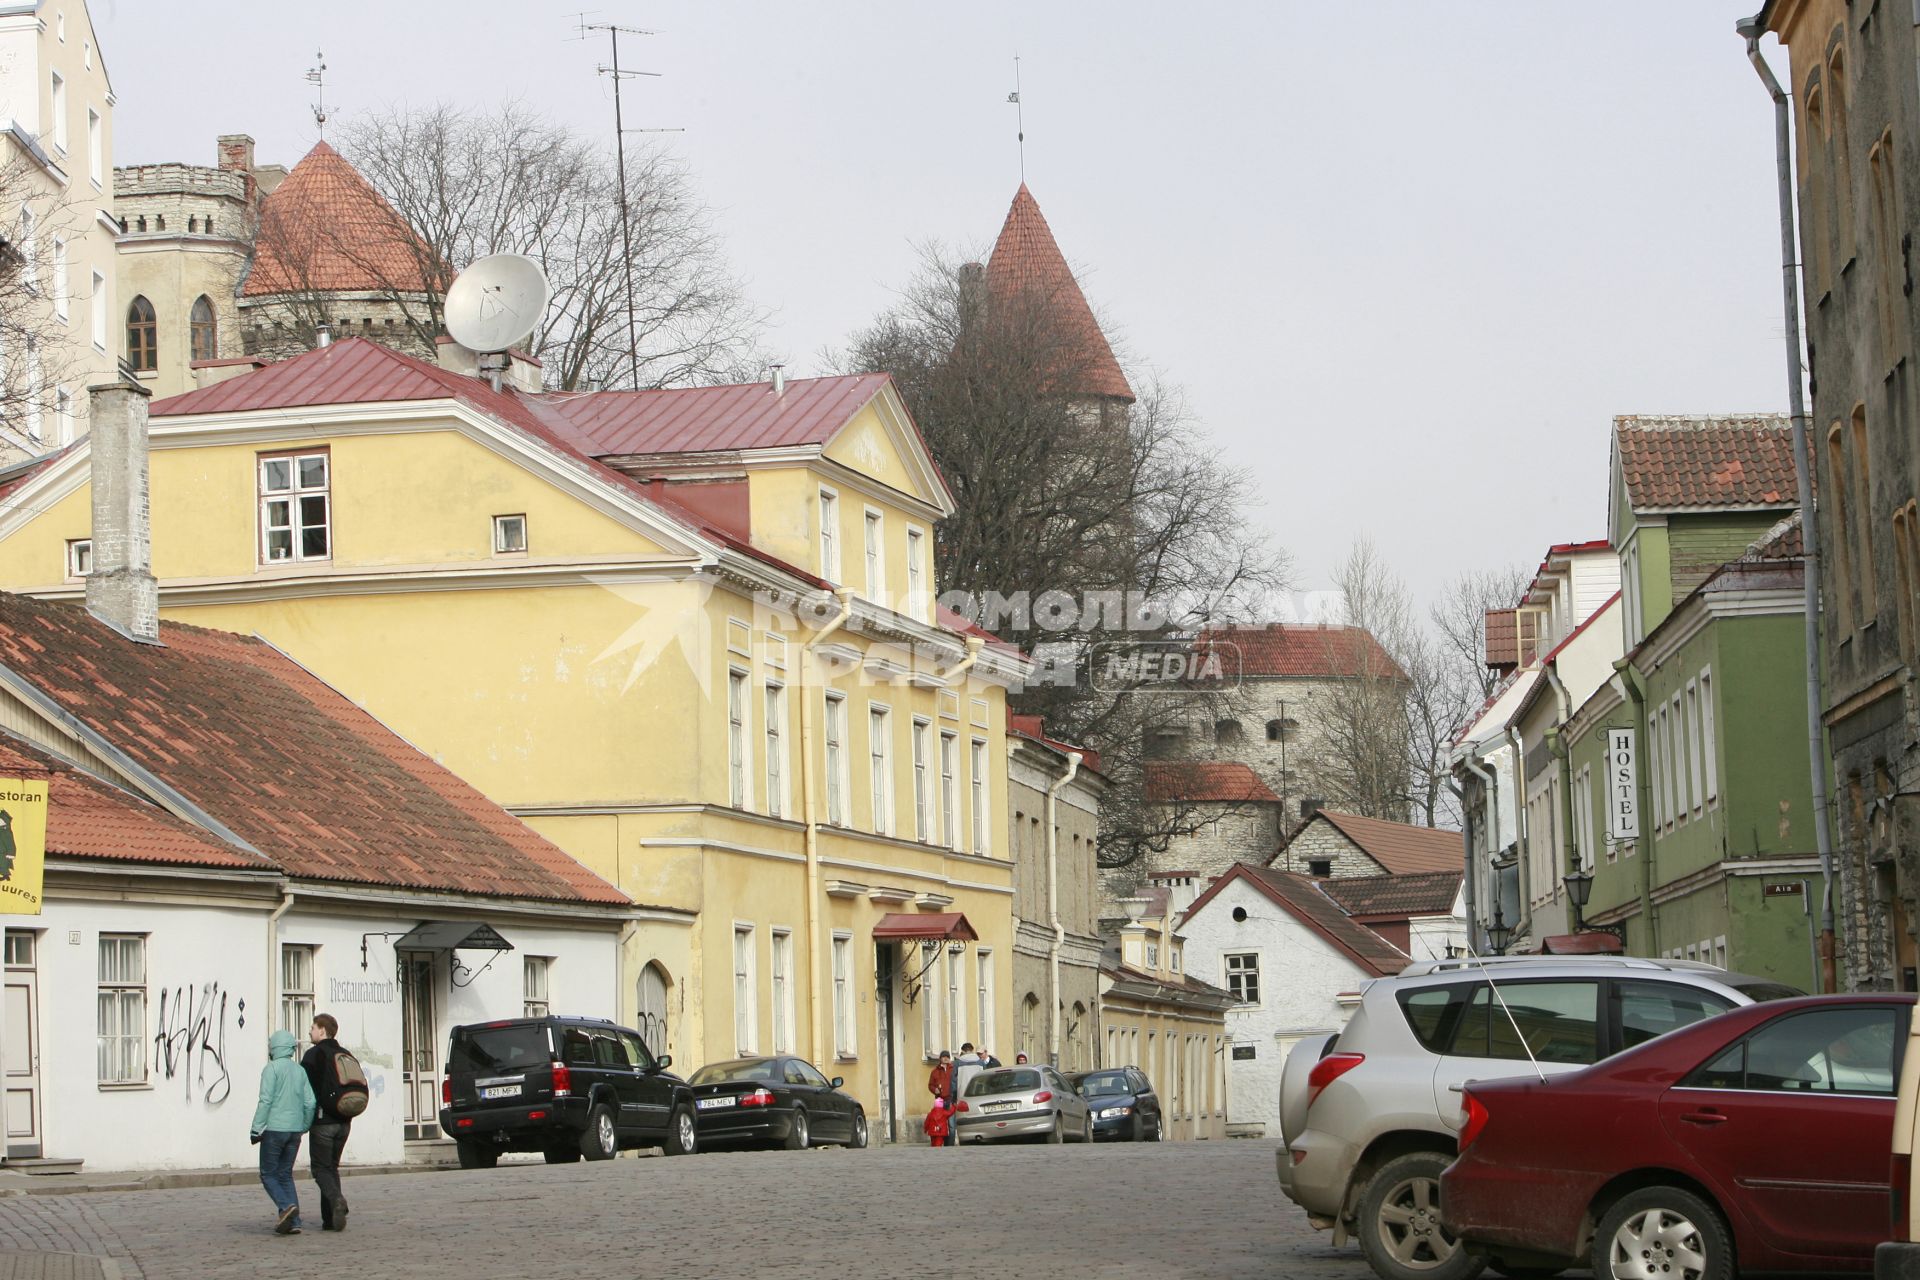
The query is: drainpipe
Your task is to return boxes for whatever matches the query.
[1461,748,1502,951]
[800,587,856,1065]
[1508,726,1532,942]
[1736,16,1839,994]
[1615,659,1660,957]
[1448,779,1476,953]
[1545,667,1580,922]
[1045,749,1082,1069]
[267,886,295,1031]
[616,919,640,1030]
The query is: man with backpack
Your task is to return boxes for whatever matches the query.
[301,1014,368,1232]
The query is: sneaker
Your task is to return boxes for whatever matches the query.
[274,1206,300,1235]
[334,1207,348,1233]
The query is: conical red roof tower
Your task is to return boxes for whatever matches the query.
[984,184,1133,403]
[243,141,437,298]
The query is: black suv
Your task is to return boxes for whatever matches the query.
[440,1016,697,1166]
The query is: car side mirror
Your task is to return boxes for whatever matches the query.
[831,1076,844,1089]
[654,1054,672,1071]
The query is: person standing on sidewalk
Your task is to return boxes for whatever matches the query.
[301,1014,353,1232]
[250,1028,316,1235]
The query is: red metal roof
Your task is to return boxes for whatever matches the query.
[986,184,1134,403]
[1192,624,1404,681]
[1144,761,1280,805]
[871,912,978,942]
[535,374,893,456]
[0,593,627,904]
[243,142,436,297]
[1615,414,1797,510]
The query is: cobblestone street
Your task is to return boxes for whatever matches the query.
[0,1140,1370,1280]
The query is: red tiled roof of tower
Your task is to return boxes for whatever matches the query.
[1193,624,1405,682]
[243,141,437,298]
[0,593,627,904]
[985,184,1134,403]
[1614,415,1797,510]
[1295,810,1463,876]
[1143,761,1279,805]
[0,731,265,871]
[1317,870,1462,918]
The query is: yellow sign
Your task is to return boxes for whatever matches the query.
[0,777,50,916]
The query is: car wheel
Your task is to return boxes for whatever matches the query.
[849,1109,869,1149]
[1046,1114,1064,1145]
[1081,1114,1094,1143]
[455,1139,498,1170]
[1129,1114,1143,1143]
[578,1104,618,1161]
[664,1105,697,1156]
[1358,1150,1488,1280]
[542,1146,580,1165]
[784,1109,810,1151]
[1591,1186,1732,1280]
[1150,1115,1164,1141]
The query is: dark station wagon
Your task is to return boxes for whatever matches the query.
[440,1015,697,1166]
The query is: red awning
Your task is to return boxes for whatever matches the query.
[872,912,978,942]
[1540,932,1623,956]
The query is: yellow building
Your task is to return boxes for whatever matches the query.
[0,0,118,454]
[0,338,1028,1143]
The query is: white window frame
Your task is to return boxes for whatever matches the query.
[1573,764,1596,872]
[1685,680,1704,816]
[764,682,786,818]
[1649,704,1667,830]
[18,207,35,293]
[1146,942,1160,969]
[1669,692,1687,823]
[280,943,315,1033]
[1225,952,1261,1004]
[912,717,932,842]
[869,704,893,835]
[65,537,90,581]
[90,270,106,350]
[770,928,794,1054]
[1700,667,1719,804]
[946,944,964,1051]
[940,731,959,849]
[921,941,941,1059]
[727,668,751,809]
[492,513,528,555]
[523,955,552,1018]
[53,385,69,445]
[832,932,855,1058]
[969,738,990,856]
[976,948,994,1054]
[733,925,757,1056]
[824,691,849,827]
[258,451,332,564]
[49,70,66,153]
[51,236,67,321]
[818,488,840,581]
[98,934,147,1085]
[906,526,926,613]
[863,506,885,602]
[87,107,101,185]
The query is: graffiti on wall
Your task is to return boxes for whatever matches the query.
[153,981,236,1105]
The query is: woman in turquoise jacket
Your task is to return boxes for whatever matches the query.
[251,1028,317,1234]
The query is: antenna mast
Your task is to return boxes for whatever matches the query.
[306,50,330,136]
[577,17,683,390]
[1006,55,1025,182]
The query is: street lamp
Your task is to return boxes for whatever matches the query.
[1486,912,1513,956]
[1563,870,1627,946]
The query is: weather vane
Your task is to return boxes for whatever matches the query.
[1007,55,1025,182]
[307,50,330,135]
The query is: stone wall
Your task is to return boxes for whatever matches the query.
[1269,820,1384,879]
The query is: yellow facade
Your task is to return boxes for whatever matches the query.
[1099,913,1232,1140]
[0,379,1021,1142]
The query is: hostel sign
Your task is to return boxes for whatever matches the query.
[1606,729,1638,842]
[0,777,49,915]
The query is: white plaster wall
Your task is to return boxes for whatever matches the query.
[1179,877,1374,1136]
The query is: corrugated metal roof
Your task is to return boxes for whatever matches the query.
[538,374,892,456]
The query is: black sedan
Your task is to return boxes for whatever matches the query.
[1069,1067,1163,1141]
[688,1056,869,1150]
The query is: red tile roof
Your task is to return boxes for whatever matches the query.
[1281,810,1463,876]
[1143,761,1279,805]
[1615,415,1797,511]
[243,142,437,298]
[1181,864,1406,977]
[0,593,626,904]
[534,374,894,456]
[1317,870,1462,919]
[1192,624,1405,682]
[0,732,266,871]
[985,185,1133,403]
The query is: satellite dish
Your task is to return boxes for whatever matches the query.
[444,253,551,354]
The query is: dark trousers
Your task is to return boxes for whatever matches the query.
[309,1120,350,1226]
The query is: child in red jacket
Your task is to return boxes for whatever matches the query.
[923,1098,952,1147]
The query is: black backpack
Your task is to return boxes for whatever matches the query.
[324,1048,370,1119]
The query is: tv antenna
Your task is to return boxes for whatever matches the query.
[1006,55,1025,182]
[306,50,330,135]
[573,15,685,390]
[444,254,553,392]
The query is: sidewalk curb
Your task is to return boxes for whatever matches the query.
[0,1160,456,1198]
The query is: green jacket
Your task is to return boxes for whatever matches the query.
[251,1029,317,1136]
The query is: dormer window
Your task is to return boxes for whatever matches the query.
[493,514,527,555]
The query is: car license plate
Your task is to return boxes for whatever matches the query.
[480,1085,520,1100]
[696,1096,736,1111]
[982,1101,1018,1114]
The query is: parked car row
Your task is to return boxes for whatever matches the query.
[438,1014,1171,1165]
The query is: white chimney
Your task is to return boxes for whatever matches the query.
[770,363,786,396]
[85,380,160,643]
[314,321,332,348]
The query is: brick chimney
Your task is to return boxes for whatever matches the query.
[85,381,160,644]
[216,134,255,173]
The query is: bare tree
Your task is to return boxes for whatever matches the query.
[0,149,85,455]
[1431,566,1532,702]
[842,245,1289,867]
[251,102,765,388]
[1316,539,1417,821]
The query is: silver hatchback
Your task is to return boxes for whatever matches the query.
[953,1064,1093,1144]
[1275,955,1800,1280]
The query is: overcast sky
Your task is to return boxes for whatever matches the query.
[94,1,1793,607]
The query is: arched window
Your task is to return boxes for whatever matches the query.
[1067,1002,1088,1071]
[126,296,156,371]
[189,295,217,361]
[636,961,672,1060]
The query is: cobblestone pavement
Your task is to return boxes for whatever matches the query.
[0,1140,1371,1279]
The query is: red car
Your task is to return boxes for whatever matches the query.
[1441,993,1912,1279]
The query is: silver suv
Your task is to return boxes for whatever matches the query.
[1275,955,1800,1280]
